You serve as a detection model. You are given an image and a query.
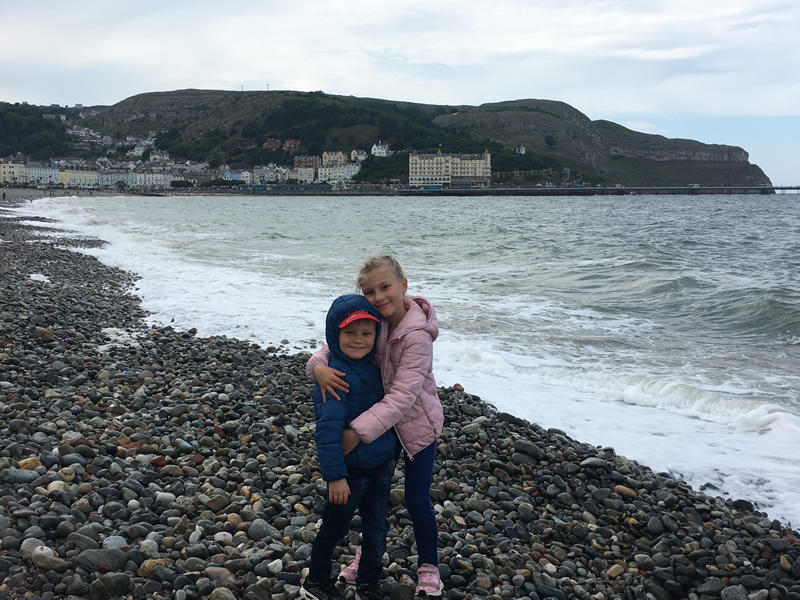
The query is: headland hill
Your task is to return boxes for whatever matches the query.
[0,89,778,195]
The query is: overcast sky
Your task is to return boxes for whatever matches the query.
[2,0,798,184]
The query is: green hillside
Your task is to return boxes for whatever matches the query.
[146,93,534,175]
[0,102,74,160]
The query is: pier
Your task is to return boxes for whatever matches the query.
[399,185,793,197]
[222,184,798,197]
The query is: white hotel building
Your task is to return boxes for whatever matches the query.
[408,149,491,188]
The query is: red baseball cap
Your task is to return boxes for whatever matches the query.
[339,310,380,328]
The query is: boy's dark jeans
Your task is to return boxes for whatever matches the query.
[308,460,393,585]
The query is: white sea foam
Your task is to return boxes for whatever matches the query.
[434,338,800,526]
[17,194,800,527]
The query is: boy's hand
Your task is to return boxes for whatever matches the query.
[341,429,361,456]
[328,479,350,504]
[313,364,349,402]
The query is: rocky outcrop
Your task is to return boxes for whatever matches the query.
[433,100,767,185]
[595,122,750,163]
[434,99,610,170]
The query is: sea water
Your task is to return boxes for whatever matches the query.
[16,193,800,526]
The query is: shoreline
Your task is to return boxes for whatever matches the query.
[2,185,790,202]
[1,204,799,599]
[1,187,132,204]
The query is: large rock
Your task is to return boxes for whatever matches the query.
[0,468,40,484]
[73,549,129,572]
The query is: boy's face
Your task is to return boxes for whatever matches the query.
[338,318,377,360]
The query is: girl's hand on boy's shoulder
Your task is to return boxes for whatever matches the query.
[328,478,350,504]
[314,364,349,401]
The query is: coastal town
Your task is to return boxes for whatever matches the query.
[0,122,493,192]
[2,91,780,194]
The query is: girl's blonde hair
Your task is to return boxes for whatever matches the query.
[357,255,405,292]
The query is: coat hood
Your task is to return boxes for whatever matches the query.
[393,295,439,342]
[325,294,381,365]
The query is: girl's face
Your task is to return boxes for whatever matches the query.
[361,266,408,324]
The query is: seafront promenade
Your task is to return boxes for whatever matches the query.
[206,184,790,197]
[3,184,794,202]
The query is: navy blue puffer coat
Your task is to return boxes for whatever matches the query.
[313,294,396,482]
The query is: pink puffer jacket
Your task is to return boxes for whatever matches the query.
[307,295,443,457]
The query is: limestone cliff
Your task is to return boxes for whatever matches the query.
[433,100,769,185]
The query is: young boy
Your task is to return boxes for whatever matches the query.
[301,294,397,600]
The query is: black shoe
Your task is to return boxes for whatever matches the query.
[300,576,341,600]
[355,581,386,600]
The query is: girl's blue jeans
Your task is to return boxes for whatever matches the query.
[404,440,438,567]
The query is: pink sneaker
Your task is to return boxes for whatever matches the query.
[338,547,361,584]
[415,564,443,597]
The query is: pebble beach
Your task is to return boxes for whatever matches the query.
[1,189,799,600]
